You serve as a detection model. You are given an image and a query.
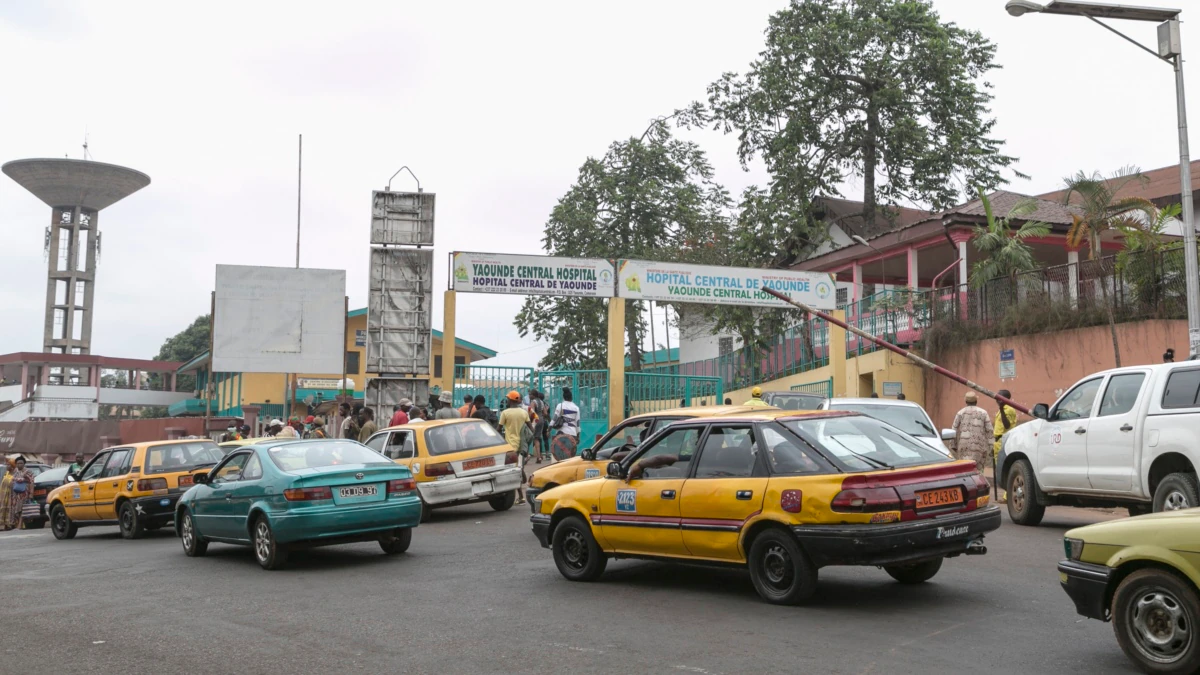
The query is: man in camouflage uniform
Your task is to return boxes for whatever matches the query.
[951,392,994,473]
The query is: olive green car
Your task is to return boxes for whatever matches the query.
[1059,510,1200,674]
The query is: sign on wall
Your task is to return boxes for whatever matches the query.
[452,252,615,298]
[617,260,836,310]
[999,349,1016,379]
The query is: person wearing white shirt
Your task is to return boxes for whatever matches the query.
[549,387,581,462]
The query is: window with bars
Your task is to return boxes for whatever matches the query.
[718,337,734,356]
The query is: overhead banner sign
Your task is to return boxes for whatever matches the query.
[617,260,836,310]
[452,252,615,298]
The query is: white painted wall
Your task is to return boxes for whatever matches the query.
[35,385,98,401]
[97,389,192,406]
[0,384,21,405]
[676,307,740,363]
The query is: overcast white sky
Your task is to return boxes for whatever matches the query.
[0,0,1194,368]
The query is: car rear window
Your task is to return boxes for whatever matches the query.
[35,467,70,484]
[784,416,946,471]
[267,440,394,471]
[424,421,505,456]
[828,403,937,437]
[144,442,224,474]
[1162,369,1200,409]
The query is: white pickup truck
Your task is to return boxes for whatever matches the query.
[997,362,1200,525]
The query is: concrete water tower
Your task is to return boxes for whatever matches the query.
[2,158,150,355]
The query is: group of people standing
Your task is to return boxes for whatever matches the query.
[495,387,581,505]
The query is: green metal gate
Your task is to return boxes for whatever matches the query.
[790,378,834,398]
[537,370,609,446]
[453,364,534,411]
[625,373,723,415]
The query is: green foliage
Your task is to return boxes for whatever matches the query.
[149,314,210,394]
[968,189,1051,288]
[515,121,730,370]
[1117,205,1186,315]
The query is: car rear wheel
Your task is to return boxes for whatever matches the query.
[748,529,817,605]
[1006,459,1045,526]
[489,491,516,512]
[119,501,144,540]
[1153,473,1200,513]
[419,500,433,523]
[253,517,288,570]
[1113,569,1200,674]
[884,558,943,584]
[179,511,208,557]
[551,515,606,582]
[379,527,413,555]
[50,504,77,540]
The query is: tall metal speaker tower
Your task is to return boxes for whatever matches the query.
[2,158,150,356]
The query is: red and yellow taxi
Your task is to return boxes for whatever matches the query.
[46,439,225,540]
[364,418,522,521]
[527,405,772,510]
[530,411,1000,604]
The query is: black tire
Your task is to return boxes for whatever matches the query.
[50,504,77,540]
[119,501,144,540]
[252,517,288,570]
[179,510,208,557]
[1112,568,1200,674]
[489,491,516,512]
[885,558,944,584]
[379,527,413,555]
[144,523,164,532]
[551,515,607,582]
[1129,504,1154,518]
[747,528,818,605]
[1006,459,1046,526]
[1153,473,1200,513]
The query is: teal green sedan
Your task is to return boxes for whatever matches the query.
[175,439,422,570]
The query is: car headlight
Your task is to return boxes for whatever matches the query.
[531,497,543,513]
[1064,537,1084,561]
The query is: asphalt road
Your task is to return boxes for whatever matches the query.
[0,504,1136,675]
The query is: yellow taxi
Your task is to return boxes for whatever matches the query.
[363,418,522,521]
[219,438,268,455]
[527,405,772,510]
[47,439,225,540]
[530,410,1000,605]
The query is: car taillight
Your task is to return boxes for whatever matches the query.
[178,475,195,487]
[505,452,518,465]
[970,473,989,492]
[425,462,453,477]
[387,478,416,494]
[283,486,333,501]
[831,487,902,513]
[137,478,168,491]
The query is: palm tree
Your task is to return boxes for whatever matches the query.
[1061,166,1158,367]
[969,189,1052,289]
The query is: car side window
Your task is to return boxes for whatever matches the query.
[100,449,132,479]
[1053,378,1103,421]
[384,431,416,460]
[1098,373,1146,417]
[212,453,251,483]
[364,433,388,454]
[79,452,110,481]
[241,454,263,481]
[693,426,759,479]
[1162,368,1200,409]
[629,427,701,480]
[760,426,824,475]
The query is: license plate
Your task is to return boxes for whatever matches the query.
[916,487,963,509]
[178,476,194,487]
[339,486,378,498]
[471,481,492,497]
[463,457,495,471]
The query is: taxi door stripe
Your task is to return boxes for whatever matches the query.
[591,514,680,529]
[679,518,742,532]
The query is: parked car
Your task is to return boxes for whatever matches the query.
[363,418,523,521]
[1058,510,1200,674]
[23,466,70,529]
[177,438,421,570]
[527,405,774,511]
[23,463,52,477]
[45,439,224,540]
[531,410,998,605]
[760,391,826,411]
[999,362,1200,525]
[219,438,267,455]
[819,397,952,455]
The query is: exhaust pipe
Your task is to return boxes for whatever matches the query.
[965,540,987,555]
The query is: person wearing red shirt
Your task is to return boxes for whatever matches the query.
[389,399,411,427]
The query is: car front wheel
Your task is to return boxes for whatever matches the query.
[379,527,412,555]
[1006,459,1045,526]
[179,511,208,557]
[253,517,288,570]
[747,529,817,605]
[50,504,77,540]
[551,515,607,582]
[1113,569,1200,674]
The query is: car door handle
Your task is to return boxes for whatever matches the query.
[1120,424,1133,432]
[660,490,676,499]
[736,490,753,500]
[1074,428,1087,435]
[225,494,233,500]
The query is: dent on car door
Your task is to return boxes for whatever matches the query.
[678,425,769,561]
[1086,372,1147,491]
[64,451,110,520]
[1038,377,1103,490]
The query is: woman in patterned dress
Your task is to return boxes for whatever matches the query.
[2,456,35,531]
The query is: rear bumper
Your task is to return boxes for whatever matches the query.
[531,513,552,548]
[132,491,186,522]
[1059,560,1112,621]
[270,497,422,544]
[791,506,1002,568]
[417,467,522,506]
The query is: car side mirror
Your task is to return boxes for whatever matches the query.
[66,474,78,483]
[192,473,210,485]
[940,429,957,441]
[580,448,595,461]
[1032,403,1050,420]
[606,461,624,479]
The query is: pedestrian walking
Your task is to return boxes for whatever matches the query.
[743,386,770,407]
[389,401,410,427]
[358,407,378,444]
[549,388,581,462]
[340,404,359,439]
[459,394,473,418]
[529,390,549,463]
[1,456,35,531]
[435,391,461,420]
[951,392,994,474]
[499,391,531,505]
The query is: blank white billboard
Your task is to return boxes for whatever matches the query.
[213,265,346,374]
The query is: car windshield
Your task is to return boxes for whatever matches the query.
[767,394,825,411]
[784,416,946,471]
[26,465,48,477]
[828,403,936,437]
[35,467,69,483]
[268,441,394,471]
[424,421,505,456]
[144,442,224,474]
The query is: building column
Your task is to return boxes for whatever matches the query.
[957,240,968,289]
[20,363,28,399]
[134,370,141,390]
[828,309,848,397]
[442,290,457,393]
[906,247,919,289]
[607,298,626,428]
[1067,247,1080,309]
[852,262,863,304]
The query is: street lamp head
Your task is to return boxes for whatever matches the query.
[851,235,870,247]
[1006,0,1045,16]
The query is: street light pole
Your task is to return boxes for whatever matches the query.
[1006,1,1199,358]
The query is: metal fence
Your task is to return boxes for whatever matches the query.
[625,373,723,414]
[790,378,834,398]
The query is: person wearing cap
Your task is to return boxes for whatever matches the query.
[305,416,328,439]
[743,386,770,407]
[435,391,461,420]
[499,391,531,505]
[389,401,410,428]
[265,419,284,437]
[239,424,252,438]
[951,391,994,473]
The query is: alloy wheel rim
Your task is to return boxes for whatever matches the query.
[562,529,587,570]
[763,545,793,589]
[1012,474,1026,512]
[255,522,270,562]
[1164,490,1191,511]
[182,516,194,550]
[1129,587,1192,664]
